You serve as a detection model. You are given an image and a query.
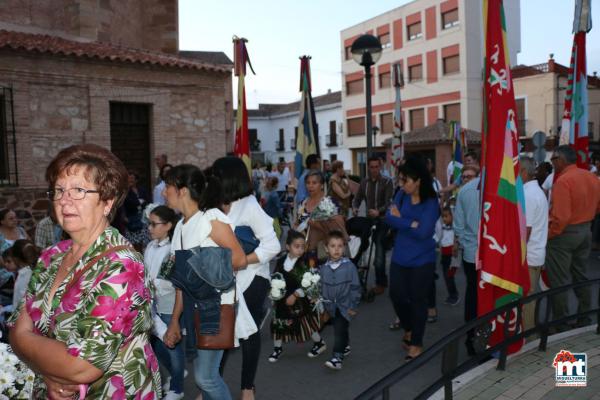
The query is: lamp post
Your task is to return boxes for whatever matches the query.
[351,34,382,160]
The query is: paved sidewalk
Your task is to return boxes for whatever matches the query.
[451,328,600,400]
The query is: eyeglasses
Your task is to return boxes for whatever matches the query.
[47,187,100,201]
[148,222,167,228]
[461,174,476,180]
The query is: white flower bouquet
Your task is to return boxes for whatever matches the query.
[0,343,34,399]
[310,197,338,221]
[269,272,287,301]
[301,270,321,302]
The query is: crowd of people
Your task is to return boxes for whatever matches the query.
[1,144,599,399]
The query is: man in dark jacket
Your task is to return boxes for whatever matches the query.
[352,156,394,294]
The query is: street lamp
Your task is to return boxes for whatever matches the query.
[351,34,383,160]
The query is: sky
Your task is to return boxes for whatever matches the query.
[179,0,600,109]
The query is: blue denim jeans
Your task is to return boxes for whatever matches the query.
[151,314,185,394]
[194,349,232,400]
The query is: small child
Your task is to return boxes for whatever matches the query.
[319,230,361,370]
[144,205,184,400]
[6,239,38,310]
[440,207,459,305]
[269,230,325,362]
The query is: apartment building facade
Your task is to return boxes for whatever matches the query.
[340,0,520,174]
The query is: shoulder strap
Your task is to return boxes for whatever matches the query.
[64,244,133,294]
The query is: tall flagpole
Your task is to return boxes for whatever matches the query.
[295,56,320,180]
[391,63,404,169]
[559,0,592,169]
[233,36,255,174]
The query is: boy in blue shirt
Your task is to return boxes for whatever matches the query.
[319,231,362,370]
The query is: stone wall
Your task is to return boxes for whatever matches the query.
[0,0,178,54]
[0,49,233,216]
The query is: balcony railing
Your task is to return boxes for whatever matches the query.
[276,140,285,151]
[326,133,341,147]
[250,140,261,152]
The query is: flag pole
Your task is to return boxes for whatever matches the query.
[233,36,255,175]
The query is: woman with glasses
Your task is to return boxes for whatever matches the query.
[385,155,440,361]
[8,144,161,399]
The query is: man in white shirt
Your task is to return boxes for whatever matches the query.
[520,156,548,331]
[270,160,290,196]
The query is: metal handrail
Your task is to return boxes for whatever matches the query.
[356,278,600,400]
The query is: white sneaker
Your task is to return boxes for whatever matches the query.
[163,391,184,400]
[162,370,188,392]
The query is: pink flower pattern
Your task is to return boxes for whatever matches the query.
[91,294,139,336]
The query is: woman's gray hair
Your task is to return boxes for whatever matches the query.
[304,169,324,184]
[519,156,536,178]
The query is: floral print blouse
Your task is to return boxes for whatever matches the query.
[8,227,161,399]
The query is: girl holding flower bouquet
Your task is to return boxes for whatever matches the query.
[268,230,325,362]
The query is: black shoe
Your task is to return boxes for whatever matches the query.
[307,340,327,358]
[268,347,283,363]
[343,345,351,357]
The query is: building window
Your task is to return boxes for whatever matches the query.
[443,54,460,74]
[291,126,298,150]
[443,103,461,123]
[346,79,363,96]
[409,108,425,130]
[328,120,337,146]
[407,22,422,40]
[347,117,365,136]
[380,113,394,134]
[379,71,391,88]
[330,153,338,162]
[408,64,423,82]
[0,87,17,186]
[345,45,352,60]
[249,129,260,151]
[277,128,285,151]
[379,32,391,49]
[442,9,459,29]
[516,98,526,136]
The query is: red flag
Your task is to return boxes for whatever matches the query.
[559,0,592,169]
[233,37,255,174]
[478,0,530,354]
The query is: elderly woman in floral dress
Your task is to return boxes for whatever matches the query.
[8,144,161,399]
[294,170,348,257]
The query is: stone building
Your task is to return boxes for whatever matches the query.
[0,0,233,234]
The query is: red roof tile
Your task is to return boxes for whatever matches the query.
[0,29,232,73]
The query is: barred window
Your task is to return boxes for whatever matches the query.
[0,87,17,186]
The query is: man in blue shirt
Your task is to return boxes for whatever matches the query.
[453,174,480,355]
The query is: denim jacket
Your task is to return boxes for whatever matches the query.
[169,246,235,359]
[319,257,362,321]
